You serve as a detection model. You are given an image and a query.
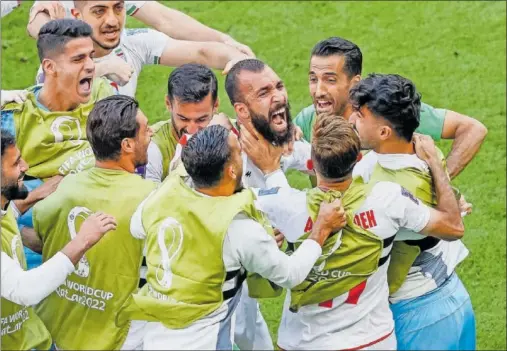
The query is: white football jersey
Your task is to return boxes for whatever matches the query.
[253,182,431,350]
[353,151,469,303]
[31,1,147,18]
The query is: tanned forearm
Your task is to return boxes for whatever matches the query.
[27,12,50,39]
[13,192,42,215]
[428,157,464,237]
[198,43,245,69]
[446,120,488,179]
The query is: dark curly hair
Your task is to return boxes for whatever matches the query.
[349,73,421,141]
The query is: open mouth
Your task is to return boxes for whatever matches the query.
[316,100,333,111]
[270,107,288,132]
[78,77,93,96]
[102,30,119,40]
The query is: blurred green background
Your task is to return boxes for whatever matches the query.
[2,1,506,349]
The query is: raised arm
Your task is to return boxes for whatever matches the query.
[2,212,116,306]
[132,1,255,57]
[160,38,249,73]
[414,134,465,240]
[231,200,346,289]
[26,1,66,39]
[441,110,487,179]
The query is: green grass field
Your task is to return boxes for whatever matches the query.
[2,1,506,349]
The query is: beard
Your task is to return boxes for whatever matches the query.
[249,103,294,146]
[1,174,29,202]
[171,118,188,139]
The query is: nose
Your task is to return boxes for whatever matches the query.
[349,112,358,124]
[315,80,327,98]
[104,9,119,27]
[84,55,95,74]
[187,122,200,135]
[272,90,286,106]
[148,127,154,138]
[20,158,29,173]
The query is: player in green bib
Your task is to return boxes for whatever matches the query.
[121,125,346,350]
[243,112,465,350]
[349,73,475,350]
[145,64,222,183]
[295,37,487,179]
[1,129,116,351]
[1,19,116,270]
[31,96,157,350]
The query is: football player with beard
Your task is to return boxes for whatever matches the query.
[1,129,116,351]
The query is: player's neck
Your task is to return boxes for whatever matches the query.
[375,139,415,155]
[317,177,353,193]
[95,159,135,173]
[196,182,234,197]
[341,104,354,120]
[38,84,80,112]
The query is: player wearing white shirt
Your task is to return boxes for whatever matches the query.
[0,129,116,350]
[224,59,313,349]
[244,114,464,350]
[128,125,347,350]
[349,73,474,350]
[33,1,249,97]
[28,1,254,56]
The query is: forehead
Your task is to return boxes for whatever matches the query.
[310,55,346,75]
[238,67,281,93]
[136,108,148,125]
[81,0,124,10]
[173,94,214,111]
[61,37,94,57]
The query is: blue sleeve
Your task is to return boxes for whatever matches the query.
[1,110,16,137]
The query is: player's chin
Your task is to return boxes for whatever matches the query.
[100,37,120,50]
[76,90,92,104]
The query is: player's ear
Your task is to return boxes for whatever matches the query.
[379,125,392,141]
[165,96,172,111]
[42,58,56,77]
[121,137,135,155]
[233,102,249,123]
[70,8,81,19]
[350,74,361,87]
[235,103,259,140]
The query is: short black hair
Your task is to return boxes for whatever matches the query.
[225,59,265,104]
[181,125,231,188]
[37,19,92,63]
[167,64,218,105]
[87,95,140,161]
[349,73,421,142]
[1,129,16,158]
[311,37,362,78]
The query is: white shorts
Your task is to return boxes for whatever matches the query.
[121,320,147,350]
[233,282,273,350]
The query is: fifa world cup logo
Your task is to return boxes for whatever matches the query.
[67,207,93,277]
[11,235,24,268]
[50,116,84,145]
[155,218,184,289]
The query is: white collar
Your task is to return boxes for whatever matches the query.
[370,150,429,172]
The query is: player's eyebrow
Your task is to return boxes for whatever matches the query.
[176,113,210,120]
